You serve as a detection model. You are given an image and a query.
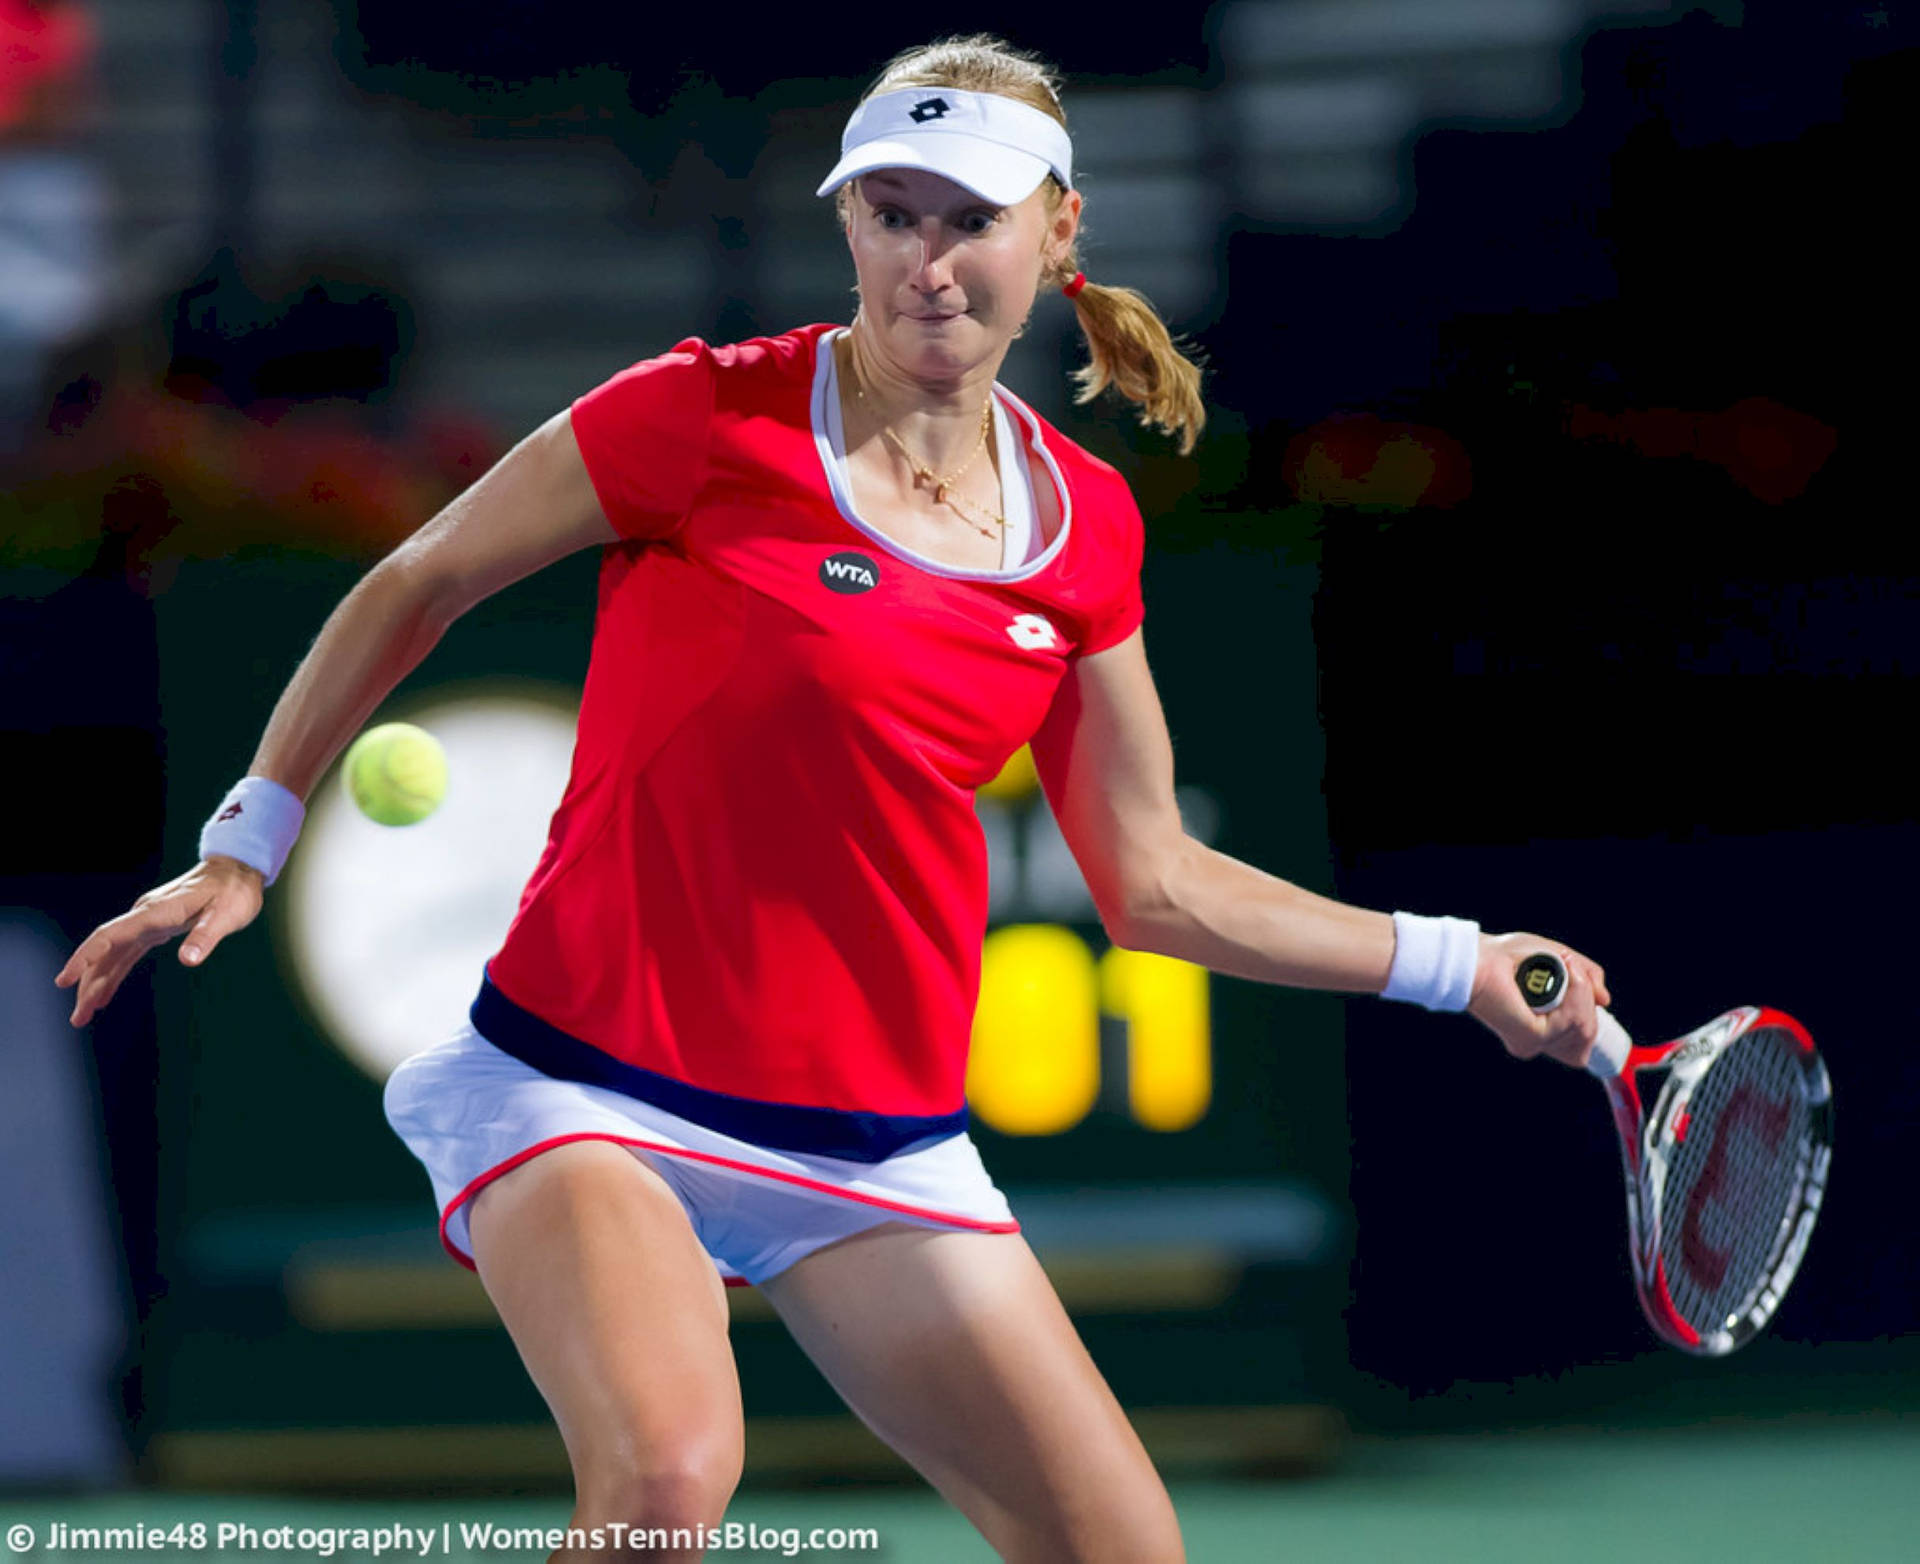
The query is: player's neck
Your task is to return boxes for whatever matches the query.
[839,323,1002,472]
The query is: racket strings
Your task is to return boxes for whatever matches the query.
[1657,1027,1813,1334]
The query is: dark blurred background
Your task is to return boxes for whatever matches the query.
[2,0,1913,1549]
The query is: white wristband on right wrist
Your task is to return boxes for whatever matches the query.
[1382,911,1481,1013]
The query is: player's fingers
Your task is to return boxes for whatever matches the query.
[67,957,129,1027]
[179,898,248,966]
[1559,944,1611,1012]
[55,930,127,1011]
[54,926,111,986]
[56,940,100,1015]
[62,888,211,1023]
[80,926,163,1012]
[1544,966,1600,1068]
[69,977,109,1027]
[73,978,133,1027]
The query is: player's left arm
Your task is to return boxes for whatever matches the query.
[1029,629,1390,992]
[1027,629,1609,1057]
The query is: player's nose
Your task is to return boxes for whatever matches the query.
[908,222,958,287]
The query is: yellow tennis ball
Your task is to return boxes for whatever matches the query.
[343,722,447,826]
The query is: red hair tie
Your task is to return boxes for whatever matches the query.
[1061,271,1088,299]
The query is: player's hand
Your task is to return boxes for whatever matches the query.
[1466,930,1612,1069]
[54,856,265,1027]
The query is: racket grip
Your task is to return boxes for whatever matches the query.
[1513,952,1631,1079]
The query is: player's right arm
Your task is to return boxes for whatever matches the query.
[55,411,617,1027]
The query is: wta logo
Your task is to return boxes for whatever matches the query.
[819,552,880,594]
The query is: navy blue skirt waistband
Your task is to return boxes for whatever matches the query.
[469,973,968,1164]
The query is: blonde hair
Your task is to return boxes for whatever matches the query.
[844,35,1207,455]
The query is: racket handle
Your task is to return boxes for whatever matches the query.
[1513,952,1631,1079]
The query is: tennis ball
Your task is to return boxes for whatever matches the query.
[343,722,447,826]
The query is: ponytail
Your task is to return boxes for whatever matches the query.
[1060,270,1206,456]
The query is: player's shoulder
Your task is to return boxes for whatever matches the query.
[660,323,836,385]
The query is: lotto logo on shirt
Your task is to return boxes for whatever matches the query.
[820,551,881,593]
[1006,613,1060,651]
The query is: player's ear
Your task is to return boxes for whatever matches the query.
[1049,185,1082,253]
[838,180,865,238]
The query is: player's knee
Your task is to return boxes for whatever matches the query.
[1015,1487,1184,1564]
[1043,1523,1185,1564]
[1111,1503,1186,1564]
[576,1429,743,1542]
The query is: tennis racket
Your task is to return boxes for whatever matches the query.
[1516,953,1833,1356]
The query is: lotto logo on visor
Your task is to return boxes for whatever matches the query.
[816,86,1074,207]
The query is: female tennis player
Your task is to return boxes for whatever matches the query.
[56,36,1611,1564]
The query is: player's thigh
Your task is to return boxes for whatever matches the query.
[757,1224,1183,1564]
[466,1140,743,1516]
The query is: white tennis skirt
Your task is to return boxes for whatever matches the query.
[383,1021,1019,1287]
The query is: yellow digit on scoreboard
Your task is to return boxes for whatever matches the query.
[1100,945,1211,1132]
[968,924,1100,1135]
[969,924,1211,1136]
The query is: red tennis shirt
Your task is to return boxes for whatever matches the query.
[474,323,1145,1160]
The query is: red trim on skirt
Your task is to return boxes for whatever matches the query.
[439,1130,1022,1278]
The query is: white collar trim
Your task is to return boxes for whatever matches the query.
[809,329,1072,584]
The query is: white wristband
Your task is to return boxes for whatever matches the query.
[1382,911,1481,1013]
[199,777,306,887]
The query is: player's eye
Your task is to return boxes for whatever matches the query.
[958,210,998,234]
[874,207,911,229]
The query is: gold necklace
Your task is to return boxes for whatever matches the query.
[851,366,1006,540]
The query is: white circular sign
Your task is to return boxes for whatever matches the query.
[279,686,579,1081]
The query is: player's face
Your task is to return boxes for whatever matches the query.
[845,168,1079,382]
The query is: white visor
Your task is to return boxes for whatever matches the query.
[816,86,1074,207]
